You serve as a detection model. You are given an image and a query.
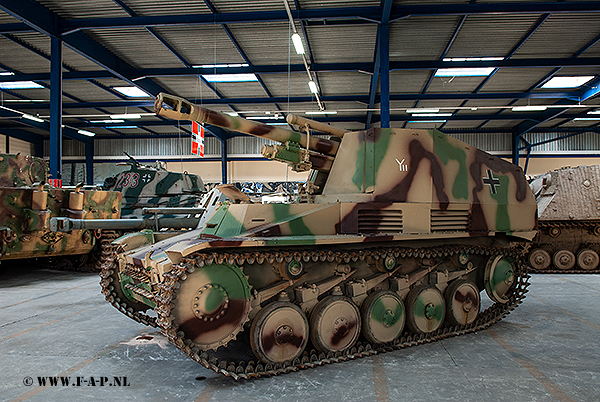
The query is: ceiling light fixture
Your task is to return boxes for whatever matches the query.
[0,81,44,89]
[305,111,338,115]
[442,57,504,62]
[406,108,440,114]
[308,80,319,94]
[90,119,125,123]
[541,76,595,89]
[77,129,96,137]
[411,113,454,117]
[22,113,44,122]
[511,106,548,112]
[0,71,15,76]
[202,73,258,82]
[110,114,141,119]
[434,68,496,77]
[292,33,305,55]
[192,63,249,68]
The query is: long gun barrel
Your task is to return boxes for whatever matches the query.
[155,93,339,172]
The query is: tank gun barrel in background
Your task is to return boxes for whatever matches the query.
[155,93,339,172]
[286,114,346,138]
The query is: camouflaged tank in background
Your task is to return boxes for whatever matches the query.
[0,153,122,267]
[528,164,600,273]
[102,152,204,218]
[100,93,537,379]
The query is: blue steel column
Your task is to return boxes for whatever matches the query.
[512,131,520,167]
[380,22,390,128]
[221,138,228,184]
[49,37,62,185]
[85,142,94,184]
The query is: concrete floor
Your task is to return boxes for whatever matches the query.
[1,263,598,402]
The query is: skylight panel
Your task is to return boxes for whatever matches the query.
[0,81,44,89]
[202,74,258,83]
[434,68,495,77]
[113,86,151,97]
[541,76,595,89]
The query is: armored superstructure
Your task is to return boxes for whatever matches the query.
[0,153,121,267]
[101,93,537,379]
[103,152,204,218]
[528,164,600,273]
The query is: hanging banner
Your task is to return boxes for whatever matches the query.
[191,121,205,157]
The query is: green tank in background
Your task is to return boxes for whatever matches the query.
[0,153,122,268]
[102,152,205,218]
[101,93,538,379]
[528,164,600,273]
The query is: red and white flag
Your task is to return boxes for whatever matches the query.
[191,121,204,157]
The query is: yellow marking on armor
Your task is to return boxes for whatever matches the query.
[10,328,147,402]
[0,307,95,342]
[372,355,391,402]
[530,295,600,331]
[486,329,576,402]
[548,274,600,293]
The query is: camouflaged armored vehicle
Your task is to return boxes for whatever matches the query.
[102,152,204,218]
[0,153,121,268]
[101,93,537,379]
[528,164,600,273]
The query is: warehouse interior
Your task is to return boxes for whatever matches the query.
[1,1,600,401]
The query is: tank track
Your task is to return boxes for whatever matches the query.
[529,221,600,274]
[98,232,158,328]
[135,243,532,380]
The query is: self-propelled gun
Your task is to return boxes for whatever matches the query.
[101,93,537,379]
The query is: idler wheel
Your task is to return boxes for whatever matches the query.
[553,250,576,270]
[171,263,251,351]
[250,301,309,364]
[310,296,361,353]
[528,249,551,270]
[406,286,445,334]
[361,290,405,343]
[444,280,480,326]
[484,255,516,304]
[577,249,599,270]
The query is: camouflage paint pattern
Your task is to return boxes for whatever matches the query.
[108,95,538,365]
[103,159,204,218]
[0,154,122,261]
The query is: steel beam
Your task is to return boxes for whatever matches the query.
[49,37,62,185]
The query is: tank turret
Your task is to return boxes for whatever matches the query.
[101,93,537,379]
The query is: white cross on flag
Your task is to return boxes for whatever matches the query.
[191,121,204,157]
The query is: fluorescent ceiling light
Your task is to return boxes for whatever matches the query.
[411,113,453,117]
[193,63,249,68]
[108,125,139,129]
[90,119,124,123]
[292,33,305,55]
[588,110,600,115]
[247,116,284,120]
[511,106,548,112]
[408,120,447,123]
[434,68,495,77]
[305,111,337,115]
[22,114,44,122]
[0,81,44,89]
[442,57,504,62]
[573,117,600,121]
[406,108,439,114]
[113,86,150,97]
[541,76,595,89]
[78,129,95,137]
[202,73,258,82]
[308,80,318,94]
[0,71,15,76]
[110,114,141,119]
[226,112,239,117]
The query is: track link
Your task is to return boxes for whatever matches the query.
[145,244,530,380]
